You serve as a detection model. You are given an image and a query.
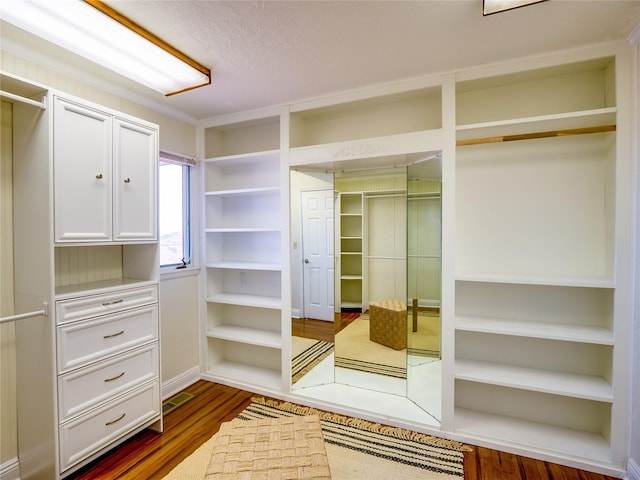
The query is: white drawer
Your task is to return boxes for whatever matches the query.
[59,381,160,472]
[57,305,158,373]
[56,285,158,324]
[58,344,159,422]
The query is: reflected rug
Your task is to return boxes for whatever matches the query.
[164,397,467,479]
[291,336,334,383]
[334,317,407,378]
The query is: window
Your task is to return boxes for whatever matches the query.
[159,151,194,268]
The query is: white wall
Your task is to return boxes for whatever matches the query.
[0,100,18,469]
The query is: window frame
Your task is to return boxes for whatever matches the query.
[158,151,196,271]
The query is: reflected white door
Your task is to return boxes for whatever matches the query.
[301,190,334,321]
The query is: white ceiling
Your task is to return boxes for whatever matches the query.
[1,0,639,123]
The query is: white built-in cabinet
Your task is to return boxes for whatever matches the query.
[198,42,633,477]
[200,116,286,394]
[53,97,157,243]
[5,72,161,479]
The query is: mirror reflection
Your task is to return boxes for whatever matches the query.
[290,152,442,421]
[334,167,408,396]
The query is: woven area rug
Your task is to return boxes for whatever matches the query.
[292,336,334,383]
[164,397,467,479]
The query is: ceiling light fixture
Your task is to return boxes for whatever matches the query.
[1,0,211,96]
[483,0,548,16]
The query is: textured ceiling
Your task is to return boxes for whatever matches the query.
[1,1,639,122]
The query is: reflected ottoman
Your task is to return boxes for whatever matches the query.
[369,299,407,350]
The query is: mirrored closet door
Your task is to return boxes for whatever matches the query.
[290,152,443,422]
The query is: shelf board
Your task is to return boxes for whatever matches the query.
[455,359,613,402]
[289,129,443,170]
[206,262,281,271]
[455,272,615,289]
[340,252,362,256]
[206,361,282,392]
[454,408,611,463]
[455,316,614,345]
[206,325,281,349]
[341,275,362,280]
[206,292,281,309]
[204,186,280,197]
[203,149,280,166]
[55,278,157,299]
[205,227,281,233]
[456,108,617,143]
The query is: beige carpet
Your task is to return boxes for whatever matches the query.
[164,397,467,480]
[408,312,441,358]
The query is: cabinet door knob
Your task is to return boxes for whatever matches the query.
[304,258,310,264]
[124,177,131,183]
[96,173,103,179]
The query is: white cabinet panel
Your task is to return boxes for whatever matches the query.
[59,381,160,472]
[53,97,158,244]
[58,344,159,421]
[54,97,112,242]
[113,118,157,241]
[56,284,158,325]
[57,305,158,372]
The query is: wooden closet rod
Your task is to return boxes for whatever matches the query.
[456,124,616,147]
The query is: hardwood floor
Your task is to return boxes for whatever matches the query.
[67,379,620,480]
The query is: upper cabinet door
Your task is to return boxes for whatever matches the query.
[54,98,113,243]
[112,118,158,241]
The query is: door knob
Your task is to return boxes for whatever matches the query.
[304,259,310,263]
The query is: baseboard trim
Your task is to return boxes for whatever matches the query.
[0,457,20,480]
[626,459,640,480]
[162,366,201,400]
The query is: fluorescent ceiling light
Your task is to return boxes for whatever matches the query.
[483,0,548,15]
[1,0,211,95]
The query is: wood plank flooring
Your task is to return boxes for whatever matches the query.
[67,379,621,480]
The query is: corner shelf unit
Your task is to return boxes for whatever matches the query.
[337,192,364,311]
[452,55,626,467]
[201,117,284,394]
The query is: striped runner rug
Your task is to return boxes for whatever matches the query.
[292,337,334,383]
[238,398,466,479]
[164,397,467,479]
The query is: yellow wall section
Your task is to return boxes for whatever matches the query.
[1,100,18,463]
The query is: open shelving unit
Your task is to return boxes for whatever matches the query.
[452,55,624,467]
[337,192,364,311]
[201,117,284,394]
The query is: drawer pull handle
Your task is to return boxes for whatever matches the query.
[104,371,125,382]
[103,330,124,339]
[105,413,126,426]
[102,299,124,306]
